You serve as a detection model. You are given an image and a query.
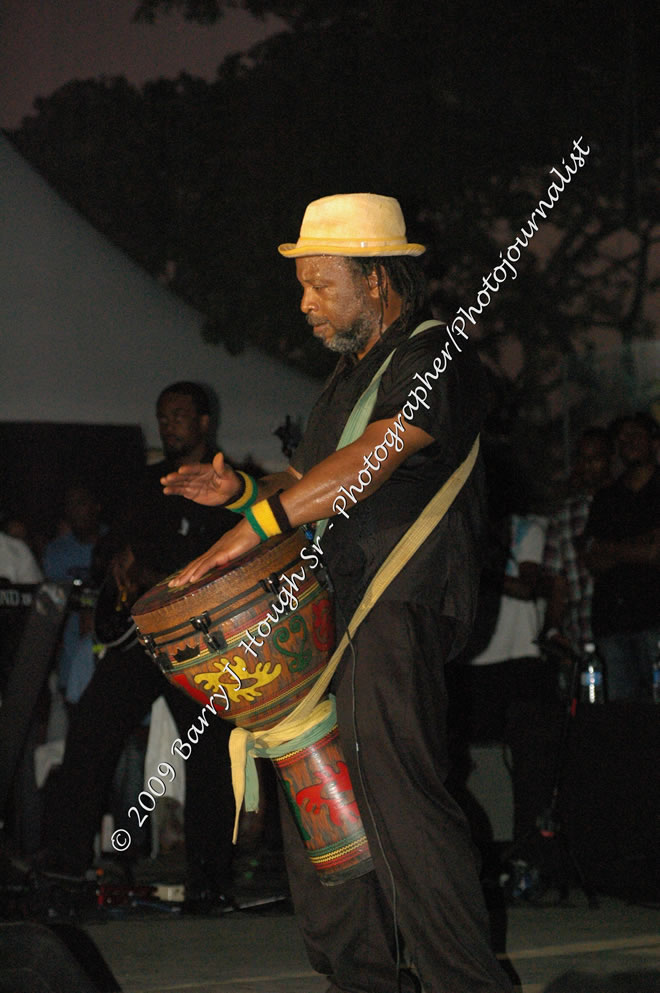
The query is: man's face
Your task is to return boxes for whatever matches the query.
[616,419,655,468]
[295,256,381,356]
[156,393,208,460]
[64,487,100,539]
[575,438,611,492]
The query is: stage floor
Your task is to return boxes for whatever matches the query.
[3,844,658,992]
[80,888,659,993]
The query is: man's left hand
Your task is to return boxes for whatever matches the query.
[168,518,260,587]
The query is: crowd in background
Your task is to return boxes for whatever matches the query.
[450,410,660,748]
[0,400,658,886]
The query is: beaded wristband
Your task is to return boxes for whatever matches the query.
[225,471,258,512]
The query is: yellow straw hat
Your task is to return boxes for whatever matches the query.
[278,193,426,258]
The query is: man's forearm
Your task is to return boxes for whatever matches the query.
[275,417,433,529]
[584,533,658,573]
[543,574,569,630]
[253,469,300,502]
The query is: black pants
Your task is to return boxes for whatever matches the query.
[455,656,558,744]
[279,602,513,993]
[40,642,234,888]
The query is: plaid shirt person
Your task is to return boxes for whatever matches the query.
[543,493,594,648]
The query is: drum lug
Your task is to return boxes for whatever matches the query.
[141,633,158,661]
[260,572,281,596]
[190,611,227,654]
[310,561,334,594]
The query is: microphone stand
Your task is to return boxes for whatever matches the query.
[501,637,598,906]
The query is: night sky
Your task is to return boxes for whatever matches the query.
[1,0,282,129]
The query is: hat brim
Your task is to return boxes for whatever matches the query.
[278,241,426,258]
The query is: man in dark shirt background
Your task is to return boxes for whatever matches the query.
[584,412,660,700]
[37,382,237,911]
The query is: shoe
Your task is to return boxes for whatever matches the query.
[184,853,235,915]
[182,888,236,916]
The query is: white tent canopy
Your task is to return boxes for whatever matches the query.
[0,134,319,470]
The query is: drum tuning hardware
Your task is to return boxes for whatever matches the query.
[191,611,227,653]
[313,563,334,594]
[141,633,159,661]
[260,572,281,596]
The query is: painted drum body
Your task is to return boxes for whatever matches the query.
[273,721,374,885]
[131,531,334,732]
[131,529,374,886]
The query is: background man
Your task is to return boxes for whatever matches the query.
[42,485,104,718]
[584,412,660,700]
[465,508,549,742]
[0,518,42,586]
[542,427,613,659]
[37,382,237,911]
[163,196,513,992]
[0,511,44,854]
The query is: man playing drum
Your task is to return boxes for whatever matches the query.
[163,194,513,993]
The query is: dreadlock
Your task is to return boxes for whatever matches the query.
[346,255,427,329]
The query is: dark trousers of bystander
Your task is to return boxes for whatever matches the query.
[454,656,558,744]
[279,601,514,993]
[39,642,234,893]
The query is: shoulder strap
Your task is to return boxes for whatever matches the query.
[315,318,441,542]
[228,434,480,837]
[334,318,441,453]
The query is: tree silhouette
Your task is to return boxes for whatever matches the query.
[8,0,658,494]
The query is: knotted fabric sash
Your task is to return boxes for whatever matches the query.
[228,433,480,841]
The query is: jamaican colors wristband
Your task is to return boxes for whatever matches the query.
[244,492,291,542]
[225,471,258,512]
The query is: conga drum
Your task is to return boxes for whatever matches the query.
[131,530,374,885]
[132,531,333,731]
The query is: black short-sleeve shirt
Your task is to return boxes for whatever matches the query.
[585,466,660,636]
[291,313,489,634]
[129,448,237,578]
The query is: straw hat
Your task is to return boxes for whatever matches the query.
[278,193,426,258]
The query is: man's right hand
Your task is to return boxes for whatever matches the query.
[160,453,242,507]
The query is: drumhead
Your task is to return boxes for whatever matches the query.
[132,530,307,619]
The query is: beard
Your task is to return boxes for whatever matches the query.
[162,436,197,460]
[319,312,380,354]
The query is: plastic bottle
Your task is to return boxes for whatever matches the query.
[580,642,605,704]
[652,639,660,704]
